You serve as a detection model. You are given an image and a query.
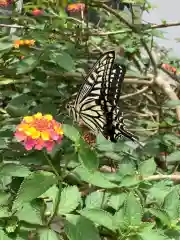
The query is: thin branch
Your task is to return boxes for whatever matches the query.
[143,174,180,181]
[151,21,180,29]
[120,86,149,100]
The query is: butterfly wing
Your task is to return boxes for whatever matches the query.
[100,64,138,142]
[72,51,115,134]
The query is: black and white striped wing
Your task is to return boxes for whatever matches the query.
[101,64,138,142]
[112,107,139,142]
[75,51,115,105]
[100,64,126,141]
[104,63,126,109]
[73,51,115,134]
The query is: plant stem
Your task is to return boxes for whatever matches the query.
[43,151,62,224]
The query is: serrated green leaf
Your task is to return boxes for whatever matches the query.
[38,229,59,240]
[85,191,109,209]
[163,188,179,220]
[108,193,127,210]
[139,229,169,240]
[79,208,116,231]
[78,140,99,171]
[139,158,156,177]
[147,182,171,205]
[58,186,81,215]
[13,171,57,210]
[74,166,117,188]
[148,208,171,226]
[0,163,30,177]
[64,216,101,240]
[113,208,128,230]
[124,192,143,225]
[62,124,80,142]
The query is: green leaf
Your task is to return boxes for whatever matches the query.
[0,229,11,240]
[148,208,171,226]
[85,191,109,209]
[62,124,80,142]
[166,151,180,162]
[78,140,99,171]
[38,229,59,240]
[50,51,75,71]
[117,162,136,176]
[16,201,43,225]
[124,192,143,225]
[79,208,116,231]
[96,133,114,152]
[16,55,39,74]
[108,193,127,210]
[113,208,128,230]
[6,93,32,117]
[165,100,180,107]
[58,186,81,215]
[0,163,30,177]
[120,175,140,187]
[139,229,169,240]
[163,188,179,220]
[0,41,12,51]
[139,158,156,177]
[74,166,117,188]
[0,206,10,218]
[147,182,171,205]
[64,216,101,240]
[0,191,10,206]
[13,171,57,210]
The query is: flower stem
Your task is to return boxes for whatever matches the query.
[43,151,62,224]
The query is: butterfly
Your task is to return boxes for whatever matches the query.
[67,50,138,143]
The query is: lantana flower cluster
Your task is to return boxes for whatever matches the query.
[66,3,85,13]
[13,40,35,48]
[161,63,177,74]
[0,0,12,6]
[14,113,64,152]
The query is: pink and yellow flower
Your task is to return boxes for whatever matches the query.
[14,112,64,152]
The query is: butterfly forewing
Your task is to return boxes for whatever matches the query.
[75,51,115,105]
[72,51,115,134]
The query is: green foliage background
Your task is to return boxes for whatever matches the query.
[0,0,180,239]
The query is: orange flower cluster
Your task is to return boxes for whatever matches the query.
[32,8,44,16]
[13,40,35,48]
[14,113,64,152]
[0,0,12,6]
[66,3,85,13]
[161,63,177,74]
